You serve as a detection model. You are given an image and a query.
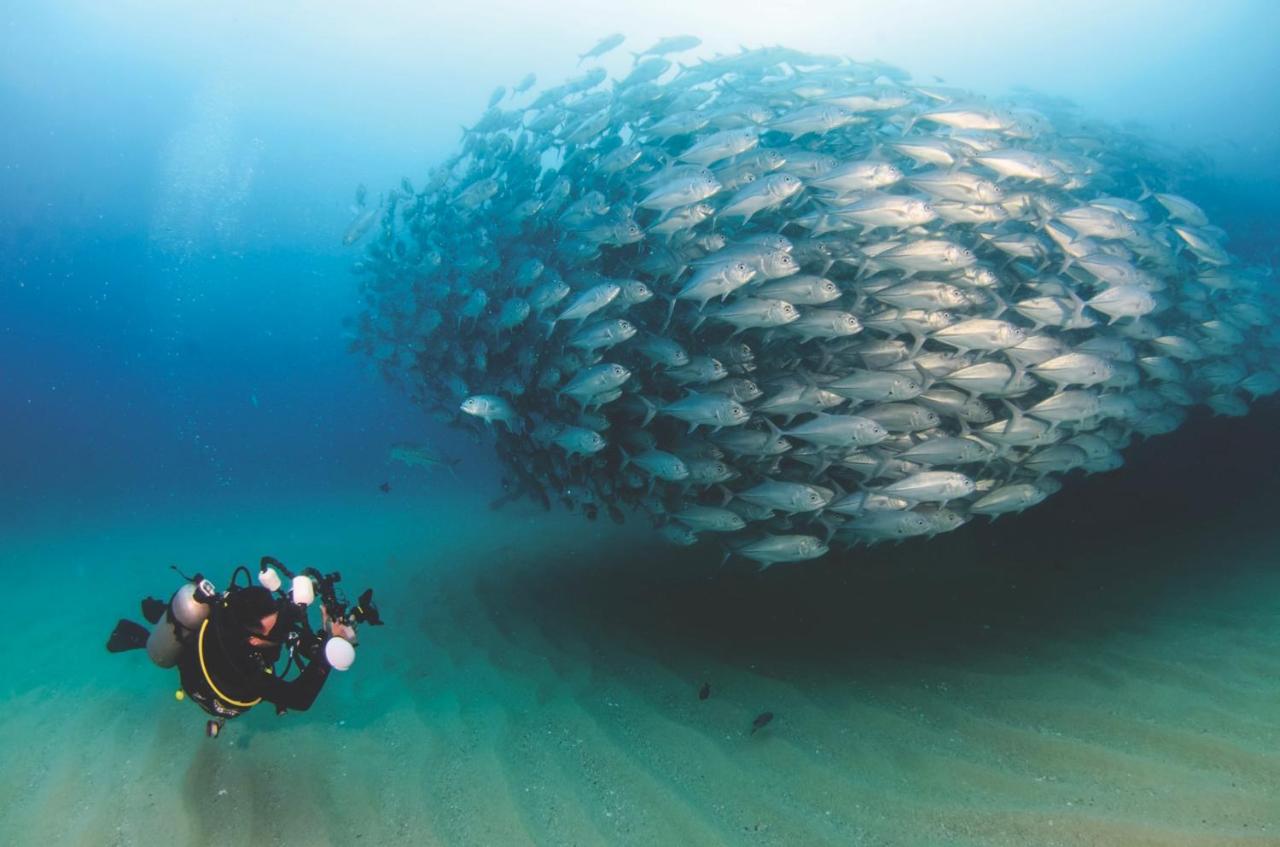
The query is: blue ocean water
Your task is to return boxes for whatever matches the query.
[3,3,1280,845]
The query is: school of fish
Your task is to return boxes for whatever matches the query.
[345,36,1279,566]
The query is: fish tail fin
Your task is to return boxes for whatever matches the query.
[1065,286,1087,327]
[791,192,817,216]
[987,289,1008,319]
[660,294,679,333]
[911,360,935,391]
[1005,362,1026,391]
[640,395,658,427]
[999,398,1022,436]
[815,514,840,544]
[1137,175,1152,202]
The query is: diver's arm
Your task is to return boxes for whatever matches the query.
[255,651,332,711]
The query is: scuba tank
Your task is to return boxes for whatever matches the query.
[146,577,217,668]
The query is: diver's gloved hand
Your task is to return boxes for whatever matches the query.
[316,606,357,671]
[321,606,359,646]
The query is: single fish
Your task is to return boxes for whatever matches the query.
[388,443,462,477]
[579,33,625,64]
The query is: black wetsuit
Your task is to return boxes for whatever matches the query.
[177,606,331,719]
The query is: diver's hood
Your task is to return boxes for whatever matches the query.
[227,586,278,632]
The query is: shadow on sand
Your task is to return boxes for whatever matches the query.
[457,402,1280,676]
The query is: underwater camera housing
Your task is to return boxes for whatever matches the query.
[258,556,383,628]
[305,568,384,628]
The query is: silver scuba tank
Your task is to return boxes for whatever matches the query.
[146,578,216,668]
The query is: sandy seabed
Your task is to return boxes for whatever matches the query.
[0,491,1276,847]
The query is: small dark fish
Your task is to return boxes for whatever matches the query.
[698,682,710,701]
[378,482,391,493]
[607,503,625,525]
[750,711,773,734]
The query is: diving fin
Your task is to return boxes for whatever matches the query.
[141,596,167,625]
[107,619,150,653]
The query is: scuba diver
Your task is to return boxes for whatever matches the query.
[106,556,382,738]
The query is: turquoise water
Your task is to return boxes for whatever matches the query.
[2,475,1277,844]
[3,3,1280,845]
